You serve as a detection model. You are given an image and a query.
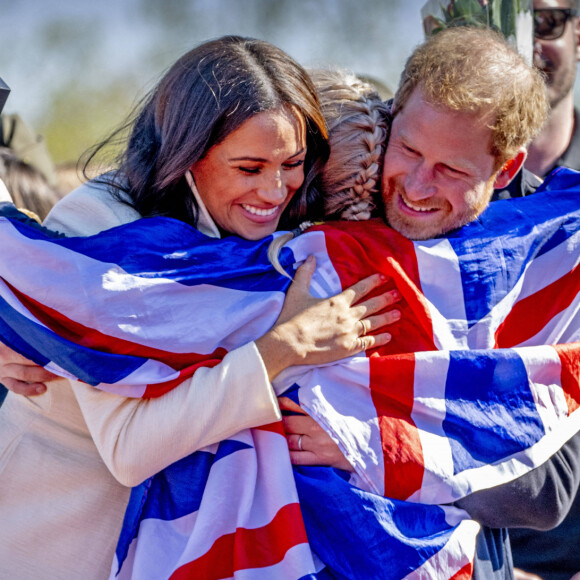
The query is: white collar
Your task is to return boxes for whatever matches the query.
[0,179,13,203]
[185,170,221,239]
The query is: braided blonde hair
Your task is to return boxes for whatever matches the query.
[268,69,391,276]
[311,68,390,221]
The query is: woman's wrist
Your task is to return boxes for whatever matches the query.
[255,323,304,381]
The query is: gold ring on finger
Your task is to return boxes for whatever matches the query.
[359,319,368,336]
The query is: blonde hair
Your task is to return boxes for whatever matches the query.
[393,26,549,165]
[268,69,390,275]
[311,68,390,221]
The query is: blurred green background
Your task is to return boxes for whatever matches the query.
[0,0,425,165]
[3,0,579,168]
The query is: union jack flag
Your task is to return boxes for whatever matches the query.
[0,168,578,579]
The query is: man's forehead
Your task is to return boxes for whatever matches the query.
[395,88,495,134]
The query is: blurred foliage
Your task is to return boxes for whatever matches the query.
[7,0,409,165]
[425,0,529,38]
[39,78,138,165]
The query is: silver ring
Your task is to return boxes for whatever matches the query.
[297,435,303,451]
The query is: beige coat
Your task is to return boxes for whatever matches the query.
[0,180,280,579]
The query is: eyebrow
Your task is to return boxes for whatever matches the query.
[229,147,306,162]
[396,128,478,174]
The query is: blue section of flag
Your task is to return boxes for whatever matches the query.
[0,169,578,579]
[295,466,452,579]
[115,438,252,573]
[443,168,580,325]
[444,349,544,473]
[4,207,293,294]
[0,292,146,385]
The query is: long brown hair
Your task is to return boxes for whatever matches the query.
[85,36,329,230]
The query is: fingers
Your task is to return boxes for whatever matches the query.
[340,273,389,305]
[358,319,369,337]
[357,309,401,337]
[354,288,400,318]
[286,433,304,451]
[290,255,316,291]
[3,362,58,384]
[2,377,47,396]
[288,449,322,466]
[286,430,355,471]
[282,413,320,437]
[353,331,392,352]
[0,358,59,397]
[278,396,306,415]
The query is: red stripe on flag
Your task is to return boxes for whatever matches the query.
[369,353,425,500]
[5,280,227,370]
[169,503,308,580]
[554,342,580,415]
[495,264,579,347]
[317,220,438,355]
[449,561,474,580]
[254,422,286,436]
[142,361,222,398]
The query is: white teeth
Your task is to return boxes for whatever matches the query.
[241,204,278,216]
[402,197,435,212]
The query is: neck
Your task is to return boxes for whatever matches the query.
[525,91,576,177]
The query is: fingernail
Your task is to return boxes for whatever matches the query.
[306,255,314,264]
[379,273,387,281]
[390,289,400,300]
[391,309,401,320]
[35,385,46,394]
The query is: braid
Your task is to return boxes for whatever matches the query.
[310,69,390,221]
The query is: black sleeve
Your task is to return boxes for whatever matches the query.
[491,168,542,201]
[455,431,580,530]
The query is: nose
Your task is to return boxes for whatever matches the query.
[403,162,437,201]
[257,170,286,203]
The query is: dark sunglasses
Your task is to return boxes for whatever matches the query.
[534,8,578,40]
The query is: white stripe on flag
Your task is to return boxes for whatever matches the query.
[168,429,302,567]
[515,229,580,303]
[409,351,454,504]
[0,222,285,354]
[295,356,386,495]
[403,518,479,580]
[289,231,343,298]
[516,345,569,425]
[414,239,469,350]
[516,294,580,346]
[228,544,317,579]
[114,509,201,580]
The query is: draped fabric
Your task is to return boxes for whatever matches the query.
[0,167,579,579]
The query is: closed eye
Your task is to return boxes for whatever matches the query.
[283,159,305,169]
[401,143,420,156]
[441,164,468,177]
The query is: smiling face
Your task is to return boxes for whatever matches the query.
[381,87,508,240]
[533,0,580,108]
[191,107,307,240]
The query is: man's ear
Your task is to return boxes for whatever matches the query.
[493,148,527,190]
